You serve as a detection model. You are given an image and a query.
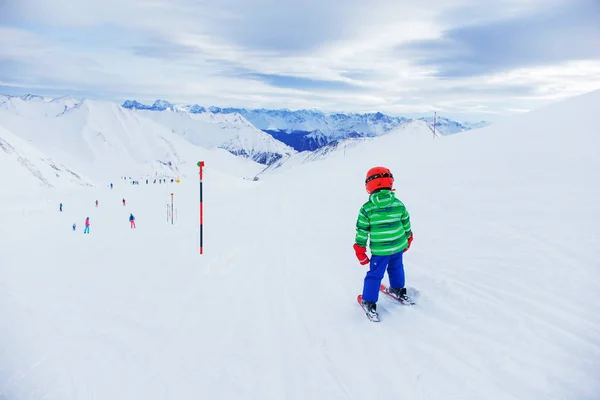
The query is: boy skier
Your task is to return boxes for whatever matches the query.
[353,166,413,320]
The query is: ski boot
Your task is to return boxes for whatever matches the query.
[361,299,379,321]
[388,287,411,303]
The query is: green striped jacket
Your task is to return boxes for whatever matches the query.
[355,189,411,256]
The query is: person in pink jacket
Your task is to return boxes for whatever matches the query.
[84,217,90,234]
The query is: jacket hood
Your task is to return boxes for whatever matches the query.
[369,189,396,207]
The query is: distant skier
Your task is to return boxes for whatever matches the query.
[122,198,126,206]
[84,217,90,234]
[72,223,76,231]
[129,213,136,229]
[110,183,113,189]
[59,203,63,212]
[95,200,99,207]
[353,167,413,319]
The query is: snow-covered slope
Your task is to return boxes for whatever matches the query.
[0,96,264,184]
[1,90,598,399]
[0,124,93,192]
[418,115,490,134]
[257,119,433,178]
[127,105,296,165]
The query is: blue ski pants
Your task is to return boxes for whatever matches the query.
[84,226,90,234]
[362,251,405,303]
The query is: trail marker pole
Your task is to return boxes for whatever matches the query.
[433,111,437,139]
[171,193,174,225]
[197,161,205,254]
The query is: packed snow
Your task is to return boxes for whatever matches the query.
[1,90,599,399]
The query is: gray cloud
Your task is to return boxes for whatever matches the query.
[132,39,201,59]
[444,84,536,97]
[399,0,600,77]
[191,0,363,54]
[242,72,363,91]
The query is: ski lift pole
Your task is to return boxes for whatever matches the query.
[197,161,205,254]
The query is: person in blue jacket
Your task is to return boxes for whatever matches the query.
[129,213,136,229]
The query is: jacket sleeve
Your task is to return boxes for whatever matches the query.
[355,207,370,247]
[402,206,411,235]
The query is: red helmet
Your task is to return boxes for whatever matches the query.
[365,166,394,194]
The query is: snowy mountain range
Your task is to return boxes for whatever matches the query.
[122,99,489,151]
[0,94,264,190]
[0,93,487,191]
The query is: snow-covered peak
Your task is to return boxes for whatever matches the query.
[121,99,183,112]
[121,99,148,110]
[19,94,47,102]
[186,104,207,113]
[151,99,182,111]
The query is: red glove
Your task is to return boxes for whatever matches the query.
[353,243,370,265]
[405,233,413,252]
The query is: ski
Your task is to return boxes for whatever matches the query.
[379,284,415,305]
[357,294,380,322]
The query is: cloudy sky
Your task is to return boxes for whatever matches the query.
[0,0,599,120]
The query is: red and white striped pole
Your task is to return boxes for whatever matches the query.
[197,161,205,254]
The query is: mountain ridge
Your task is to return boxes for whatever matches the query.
[121,98,490,151]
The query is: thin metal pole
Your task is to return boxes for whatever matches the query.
[198,161,205,254]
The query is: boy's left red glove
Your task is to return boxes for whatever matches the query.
[404,232,413,252]
[353,243,370,265]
